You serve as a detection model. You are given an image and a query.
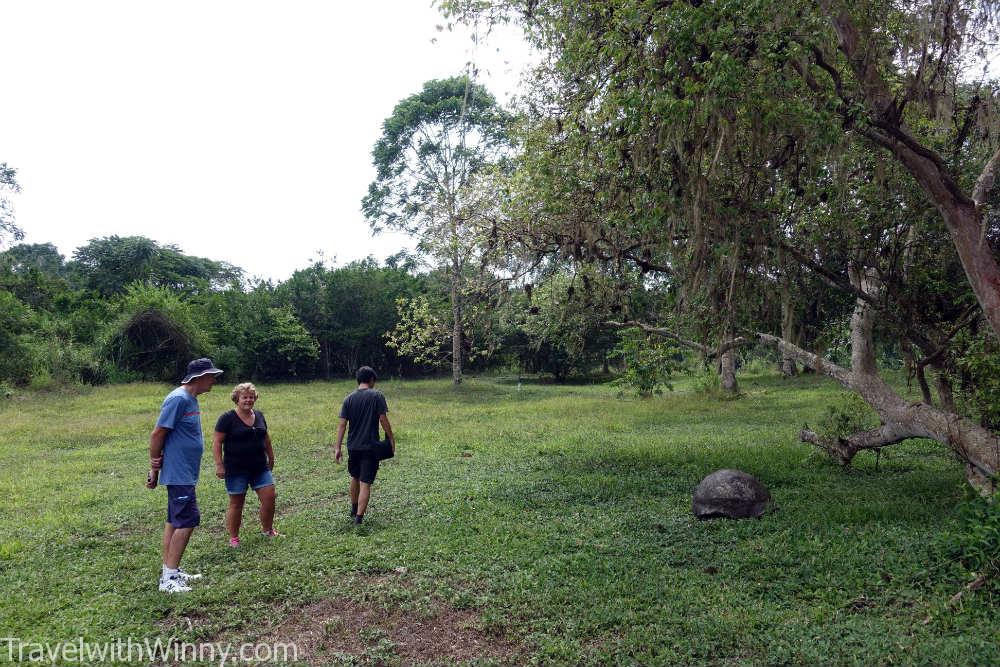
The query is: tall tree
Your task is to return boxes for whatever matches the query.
[0,163,24,248]
[443,0,1000,490]
[363,76,510,384]
[69,235,242,296]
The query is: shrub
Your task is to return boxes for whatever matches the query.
[610,329,681,397]
[100,284,211,382]
[938,495,1000,580]
[954,329,1000,430]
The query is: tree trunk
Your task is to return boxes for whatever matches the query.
[933,369,956,414]
[780,283,798,377]
[915,363,934,406]
[718,332,739,394]
[758,264,999,494]
[450,266,464,386]
[778,248,799,377]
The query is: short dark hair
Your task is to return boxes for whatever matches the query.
[356,366,377,384]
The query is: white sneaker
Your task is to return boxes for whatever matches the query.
[175,569,203,582]
[158,576,192,593]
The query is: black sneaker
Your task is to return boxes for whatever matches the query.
[353,514,363,525]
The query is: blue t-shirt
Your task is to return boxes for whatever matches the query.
[156,386,204,485]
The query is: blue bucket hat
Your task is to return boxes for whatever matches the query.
[182,358,224,384]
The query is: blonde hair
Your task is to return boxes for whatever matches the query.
[230,382,258,403]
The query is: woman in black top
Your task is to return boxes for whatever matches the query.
[212,382,278,547]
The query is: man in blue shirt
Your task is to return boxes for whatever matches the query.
[146,358,223,593]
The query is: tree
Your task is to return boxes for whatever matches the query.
[816,1,1000,340]
[0,163,24,249]
[201,284,319,381]
[442,0,1000,491]
[101,284,212,382]
[70,235,242,296]
[278,258,423,376]
[1,243,65,275]
[363,76,511,385]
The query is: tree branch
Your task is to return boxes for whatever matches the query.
[606,320,748,356]
[756,332,853,384]
[800,424,917,465]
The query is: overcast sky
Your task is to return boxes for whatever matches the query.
[0,1,532,281]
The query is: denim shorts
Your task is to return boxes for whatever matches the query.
[225,468,274,495]
[166,485,200,528]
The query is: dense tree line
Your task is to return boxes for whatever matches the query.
[0,234,641,391]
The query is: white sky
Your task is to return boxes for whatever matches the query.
[0,1,533,282]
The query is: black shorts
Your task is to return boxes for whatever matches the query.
[348,451,379,485]
[166,485,200,528]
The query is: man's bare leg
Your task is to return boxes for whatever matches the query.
[357,482,372,518]
[163,525,194,569]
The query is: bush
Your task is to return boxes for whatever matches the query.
[101,284,211,382]
[610,329,681,397]
[23,332,105,387]
[0,291,37,385]
[817,392,880,440]
[246,307,320,380]
[938,495,1000,579]
[954,329,1000,430]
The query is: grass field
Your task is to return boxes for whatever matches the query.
[0,373,997,666]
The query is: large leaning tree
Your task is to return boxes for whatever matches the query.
[444,0,1000,492]
[363,76,511,384]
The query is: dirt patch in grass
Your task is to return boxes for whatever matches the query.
[261,577,520,665]
[155,609,212,634]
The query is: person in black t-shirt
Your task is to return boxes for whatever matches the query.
[212,382,278,547]
[334,366,395,525]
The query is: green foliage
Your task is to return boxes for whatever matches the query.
[1,242,65,275]
[610,328,681,397]
[691,366,722,396]
[69,235,241,296]
[101,284,212,382]
[201,286,319,381]
[0,290,37,384]
[0,162,23,247]
[817,392,881,440]
[247,306,320,381]
[954,329,1000,430]
[278,258,423,376]
[385,295,452,368]
[938,496,1000,579]
[514,269,620,380]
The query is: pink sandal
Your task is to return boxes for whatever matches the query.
[229,536,240,548]
[261,529,280,538]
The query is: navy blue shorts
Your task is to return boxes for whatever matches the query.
[348,451,379,485]
[166,485,200,528]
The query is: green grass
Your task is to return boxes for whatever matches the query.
[0,374,997,665]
